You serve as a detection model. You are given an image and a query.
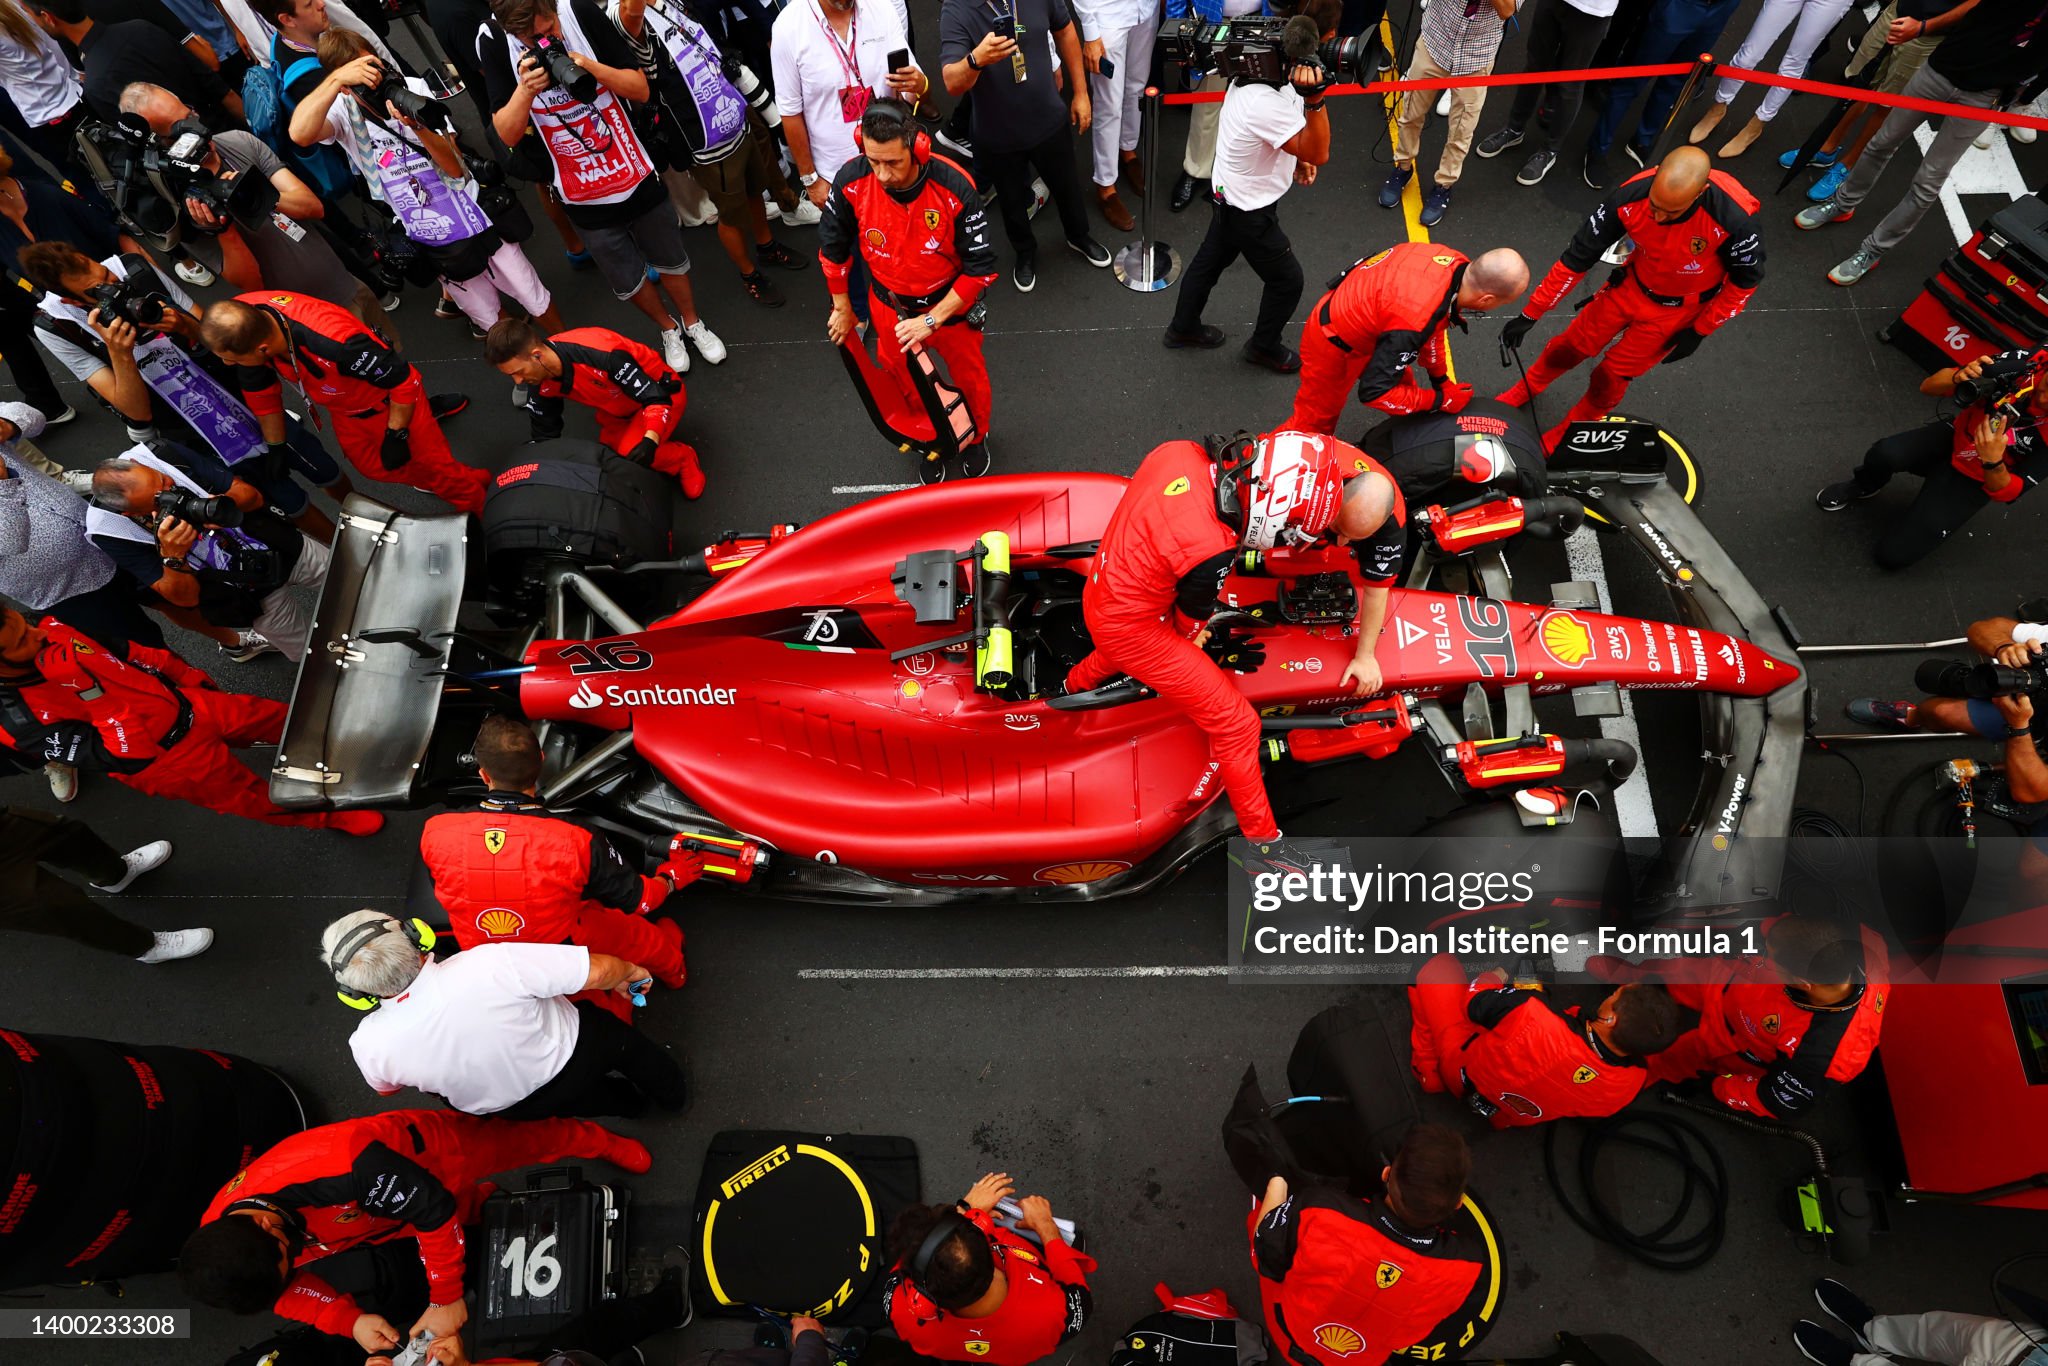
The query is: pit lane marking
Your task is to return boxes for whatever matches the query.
[832,483,918,495]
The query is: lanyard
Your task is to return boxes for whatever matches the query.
[811,0,861,85]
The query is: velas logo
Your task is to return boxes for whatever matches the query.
[569,680,739,709]
[1312,1325,1365,1357]
[497,463,539,487]
[1541,612,1595,667]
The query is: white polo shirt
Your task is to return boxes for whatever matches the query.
[350,943,590,1115]
[770,0,920,184]
[1213,81,1306,212]
[0,26,82,127]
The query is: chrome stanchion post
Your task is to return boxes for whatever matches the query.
[1646,53,1718,164]
[1115,86,1182,293]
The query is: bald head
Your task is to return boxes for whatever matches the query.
[1459,248,1529,313]
[1337,469,1396,543]
[1649,146,1712,220]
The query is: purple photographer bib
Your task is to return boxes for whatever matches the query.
[648,6,749,154]
[355,111,494,246]
[134,335,266,465]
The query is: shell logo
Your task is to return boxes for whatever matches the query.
[1572,1065,1599,1084]
[1540,612,1595,667]
[477,908,527,938]
[1035,860,1132,884]
[1312,1324,1366,1357]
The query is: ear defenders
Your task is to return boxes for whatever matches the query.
[897,1209,984,1323]
[861,97,931,162]
[331,916,437,1011]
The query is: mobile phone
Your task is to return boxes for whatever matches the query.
[1098,55,1115,78]
[991,14,1015,38]
[888,46,910,72]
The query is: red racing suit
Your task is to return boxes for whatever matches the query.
[421,791,687,995]
[1407,953,1645,1128]
[819,148,1000,438]
[524,326,702,494]
[883,1209,1097,1366]
[1063,441,1278,842]
[1251,1189,1480,1366]
[1502,169,1764,444]
[1641,919,1889,1118]
[3,618,347,828]
[1944,354,2047,504]
[196,1110,629,1339]
[227,292,488,514]
[1285,244,1470,435]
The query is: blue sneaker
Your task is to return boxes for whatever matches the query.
[1376,165,1413,209]
[1779,147,1839,170]
[1808,160,1850,202]
[1419,183,1454,227]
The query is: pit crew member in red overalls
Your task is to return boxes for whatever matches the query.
[179,1109,651,1357]
[1063,432,1349,846]
[1407,952,1681,1128]
[1596,913,1888,1119]
[485,319,706,498]
[1283,243,1529,436]
[200,294,490,514]
[421,715,699,1007]
[885,1173,1096,1365]
[820,98,1000,440]
[0,607,382,834]
[1499,146,1764,450]
[1251,1125,1481,1366]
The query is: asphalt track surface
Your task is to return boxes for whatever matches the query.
[7,1,2047,1362]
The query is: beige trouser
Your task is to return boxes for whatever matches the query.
[1847,1,1941,94]
[1181,73,1229,179]
[1393,48,1495,187]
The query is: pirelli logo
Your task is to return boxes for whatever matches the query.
[722,1145,793,1197]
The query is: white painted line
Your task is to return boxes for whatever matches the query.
[831,482,917,495]
[1923,121,2030,249]
[1566,526,1660,840]
[798,964,1362,980]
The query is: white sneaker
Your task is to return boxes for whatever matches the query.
[783,197,822,226]
[659,327,691,373]
[137,928,213,963]
[1975,126,1999,150]
[224,631,279,664]
[94,839,173,894]
[763,191,782,221]
[2017,124,2039,145]
[44,761,77,804]
[684,320,727,365]
[61,469,94,495]
[379,291,403,312]
[174,258,216,287]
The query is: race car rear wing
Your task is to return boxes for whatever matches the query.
[270,497,472,810]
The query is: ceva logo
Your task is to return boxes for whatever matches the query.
[568,681,604,710]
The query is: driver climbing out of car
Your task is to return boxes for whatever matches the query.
[1062,431,1351,854]
[483,318,706,499]
[421,715,699,1007]
[1592,912,1889,1120]
[1497,146,1764,452]
[1252,1124,1482,1366]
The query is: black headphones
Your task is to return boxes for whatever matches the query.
[1207,431,1259,530]
[861,97,932,162]
[896,1209,987,1322]
[330,916,437,1011]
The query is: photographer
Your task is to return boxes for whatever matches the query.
[1843,608,2048,810]
[118,81,397,337]
[1162,0,1336,373]
[19,241,346,545]
[292,30,566,337]
[86,447,326,664]
[1815,350,2045,570]
[483,0,728,374]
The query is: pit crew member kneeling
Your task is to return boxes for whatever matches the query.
[422,715,697,1001]
[1408,951,1681,1126]
[1596,912,1888,1119]
[1814,350,2043,570]
[884,1172,1096,1364]
[178,1109,651,1359]
[485,318,706,497]
[1252,1124,1480,1366]
[820,98,999,451]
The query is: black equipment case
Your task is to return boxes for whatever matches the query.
[472,1166,630,1360]
[1884,194,2048,371]
[480,439,676,591]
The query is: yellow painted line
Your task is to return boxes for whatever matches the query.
[1380,16,1454,383]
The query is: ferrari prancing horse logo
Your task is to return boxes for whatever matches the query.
[484,829,507,855]
[1375,1261,1402,1288]
[1572,1065,1599,1084]
[1164,476,1191,496]
[965,1343,991,1356]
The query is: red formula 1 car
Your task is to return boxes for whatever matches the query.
[272,414,1806,906]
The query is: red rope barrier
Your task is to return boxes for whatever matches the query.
[1156,57,2048,134]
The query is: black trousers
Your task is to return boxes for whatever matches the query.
[46,578,166,654]
[976,122,1091,262]
[1169,199,1304,353]
[1851,421,2006,570]
[1506,0,1614,152]
[0,808,153,957]
[498,1000,689,1120]
[0,280,65,417]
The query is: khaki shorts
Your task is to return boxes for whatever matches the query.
[1848,3,1941,96]
[688,125,780,224]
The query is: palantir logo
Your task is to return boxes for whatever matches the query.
[568,681,603,710]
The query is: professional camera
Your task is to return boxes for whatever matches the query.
[85,274,176,329]
[529,34,600,104]
[154,488,244,529]
[126,116,277,234]
[1916,655,2048,702]
[360,64,451,129]
[1158,15,1374,86]
[1952,349,2046,411]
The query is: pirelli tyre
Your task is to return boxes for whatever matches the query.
[0,1032,306,1290]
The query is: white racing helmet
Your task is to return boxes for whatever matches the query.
[1237,430,1348,550]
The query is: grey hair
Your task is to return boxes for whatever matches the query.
[89,458,142,512]
[319,909,426,998]
[117,82,176,117]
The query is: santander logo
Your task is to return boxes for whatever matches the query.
[568,681,604,710]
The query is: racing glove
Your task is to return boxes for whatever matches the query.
[1431,381,1474,414]
[656,846,708,889]
[1660,328,1707,366]
[1497,314,1536,365]
[1204,628,1267,674]
[379,424,412,471]
[625,434,660,467]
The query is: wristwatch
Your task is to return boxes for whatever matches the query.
[966,51,982,70]
[800,171,819,187]
[924,313,939,332]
